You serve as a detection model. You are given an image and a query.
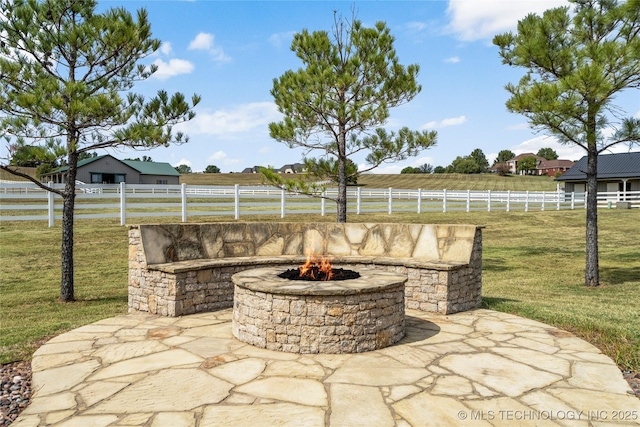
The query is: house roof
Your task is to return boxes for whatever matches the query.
[538,159,575,169]
[555,152,640,181]
[278,163,305,173]
[47,155,180,177]
[121,159,180,176]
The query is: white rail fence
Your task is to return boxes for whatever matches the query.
[1,182,638,227]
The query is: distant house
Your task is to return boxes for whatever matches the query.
[506,153,545,175]
[41,155,180,185]
[242,166,261,173]
[505,153,574,176]
[278,163,305,174]
[555,152,640,195]
[537,159,575,177]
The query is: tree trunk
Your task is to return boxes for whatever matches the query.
[336,158,347,223]
[585,149,599,287]
[336,128,347,223]
[60,150,78,302]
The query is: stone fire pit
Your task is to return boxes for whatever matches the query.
[232,266,407,354]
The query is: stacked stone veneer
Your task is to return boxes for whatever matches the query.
[128,222,483,317]
[232,267,406,354]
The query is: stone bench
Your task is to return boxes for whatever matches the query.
[128,222,483,316]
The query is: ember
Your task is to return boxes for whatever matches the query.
[278,266,361,281]
[278,254,360,281]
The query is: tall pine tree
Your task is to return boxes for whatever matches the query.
[0,0,200,301]
[494,0,640,286]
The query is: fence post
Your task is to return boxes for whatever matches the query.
[321,192,326,216]
[487,190,491,212]
[557,191,561,210]
[417,188,422,214]
[443,189,447,213]
[281,189,286,218]
[356,187,361,215]
[388,187,393,215]
[571,192,575,209]
[181,183,187,222]
[466,190,470,212]
[525,191,529,212]
[120,182,126,226]
[541,191,545,211]
[506,190,511,212]
[234,184,240,219]
[48,182,54,227]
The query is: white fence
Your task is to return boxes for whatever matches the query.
[1,182,638,227]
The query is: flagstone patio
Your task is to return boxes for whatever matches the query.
[12,309,640,427]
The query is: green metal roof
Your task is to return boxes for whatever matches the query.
[121,159,180,176]
[49,155,105,173]
[48,155,180,176]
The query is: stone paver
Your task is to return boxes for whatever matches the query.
[13,309,640,427]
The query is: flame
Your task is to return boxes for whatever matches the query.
[299,253,334,281]
[300,253,313,278]
[319,256,334,281]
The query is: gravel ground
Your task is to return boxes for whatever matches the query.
[1,361,638,426]
[0,362,32,426]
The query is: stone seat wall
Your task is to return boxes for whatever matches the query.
[128,222,483,316]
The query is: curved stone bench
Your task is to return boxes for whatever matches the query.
[128,222,483,316]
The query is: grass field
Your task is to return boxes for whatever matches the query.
[180,172,558,191]
[3,168,557,191]
[1,209,638,372]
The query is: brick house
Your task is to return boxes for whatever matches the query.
[505,153,574,176]
[537,159,575,177]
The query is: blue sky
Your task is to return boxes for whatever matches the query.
[86,1,640,172]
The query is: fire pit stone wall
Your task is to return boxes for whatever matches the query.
[232,267,406,354]
[128,222,482,317]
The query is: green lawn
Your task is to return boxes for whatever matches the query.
[1,209,638,371]
[179,172,558,191]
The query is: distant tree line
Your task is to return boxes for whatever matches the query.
[8,140,99,178]
[173,164,221,174]
[9,140,560,178]
[400,163,433,174]
[397,146,560,176]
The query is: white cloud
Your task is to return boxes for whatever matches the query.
[151,58,194,80]
[444,56,460,63]
[446,0,569,41]
[160,42,172,56]
[259,146,273,154]
[189,32,213,50]
[188,32,231,63]
[269,31,296,48]
[208,151,228,162]
[421,115,467,129]
[173,159,192,167]
[635,110,640,119]
[176,102,281,136]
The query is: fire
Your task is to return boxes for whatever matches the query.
[299,253,334,281]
